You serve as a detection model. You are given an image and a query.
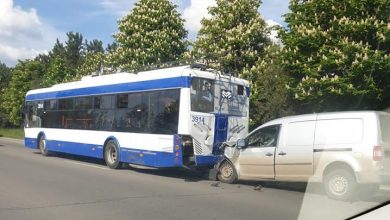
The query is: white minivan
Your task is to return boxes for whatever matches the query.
[217,111,390,200]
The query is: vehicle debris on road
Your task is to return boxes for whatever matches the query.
[210,181,220,187]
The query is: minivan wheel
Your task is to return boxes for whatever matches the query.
[324,169,357,201]
[217,161,238,184]
[104,140,122,169]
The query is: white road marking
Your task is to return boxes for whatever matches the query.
[380,185,390,191]
[64,160,109,170]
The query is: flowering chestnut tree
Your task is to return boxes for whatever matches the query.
[111,0,188,71]
[281,0,390,112]
[193,0,270,76]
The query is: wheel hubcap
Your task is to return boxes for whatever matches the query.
[107,145,117,164]
[39,139,46,153]
[329,175,348,195]
[221,164,233,179]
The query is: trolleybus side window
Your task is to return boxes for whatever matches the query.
[117,94,128,108]
[151,89,180,134]
[25,101,42,128]
[74,97,93,109]
[30,89,180,134]
[58,98,74,110]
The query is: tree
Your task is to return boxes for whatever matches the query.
[0,61,12,126]
[42,32,85,86]
[41,55,72,87]
[0,31,106,125]
[1,60,44,126]
[65,32,84,69]
[242,45,294,128]
[280,0,390,112]
[110,0,188,71]
[106,42,118,54]
[75,39,106,79]
[192,0,270,76]
[0,61,11,91]
[50,39,66,59]
[76,52,105,80]
[85,39,104,54]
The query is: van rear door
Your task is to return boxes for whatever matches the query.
[275,116,316,181]
[378,113,390,178]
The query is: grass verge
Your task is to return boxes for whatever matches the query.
[0,128,24,140]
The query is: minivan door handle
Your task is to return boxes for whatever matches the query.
[265,153,273,157]
[278,152,287,156]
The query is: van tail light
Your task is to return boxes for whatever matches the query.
[373,146,384,161]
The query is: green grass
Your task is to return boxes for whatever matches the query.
[0,128,24,140]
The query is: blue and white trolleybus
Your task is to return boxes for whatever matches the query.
[24,65,249,169]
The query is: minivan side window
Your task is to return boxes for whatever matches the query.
[284,121,315,146]
[246,125,280,148]
[314,119,363,145]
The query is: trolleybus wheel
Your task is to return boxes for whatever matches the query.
[104,140,122,169]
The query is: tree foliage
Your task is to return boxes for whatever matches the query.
[65,32,84,70]
[76,39,105,79]
[110,0,188,71]
[3,0,390,127]
[0,61,12,126]
[76,52,105,80]
[0,61,11,91]
[41,32,104,87]
[281,0,390,112]
[243,46,294,128]
[50,39,66,59]
[85,39,104,54]
[41,55,72,87]
[0,33,107,126]
[193,0,270,76]
[1,60,44,126]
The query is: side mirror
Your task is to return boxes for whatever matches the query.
[236,139,246,149]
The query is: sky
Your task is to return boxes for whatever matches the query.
[0,0,289,67]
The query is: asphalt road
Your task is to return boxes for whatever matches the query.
[0,138,389,220]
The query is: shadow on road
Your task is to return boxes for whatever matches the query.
[29,151,390,203]
[357,191,390,204]
[34,151,106,166]
[239,180,308,193]
[36,151,205,182]
[240,180,390,203]
[129,166,205,182]
[31,150,308,190]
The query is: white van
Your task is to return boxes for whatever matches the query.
[217,111,390,200]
